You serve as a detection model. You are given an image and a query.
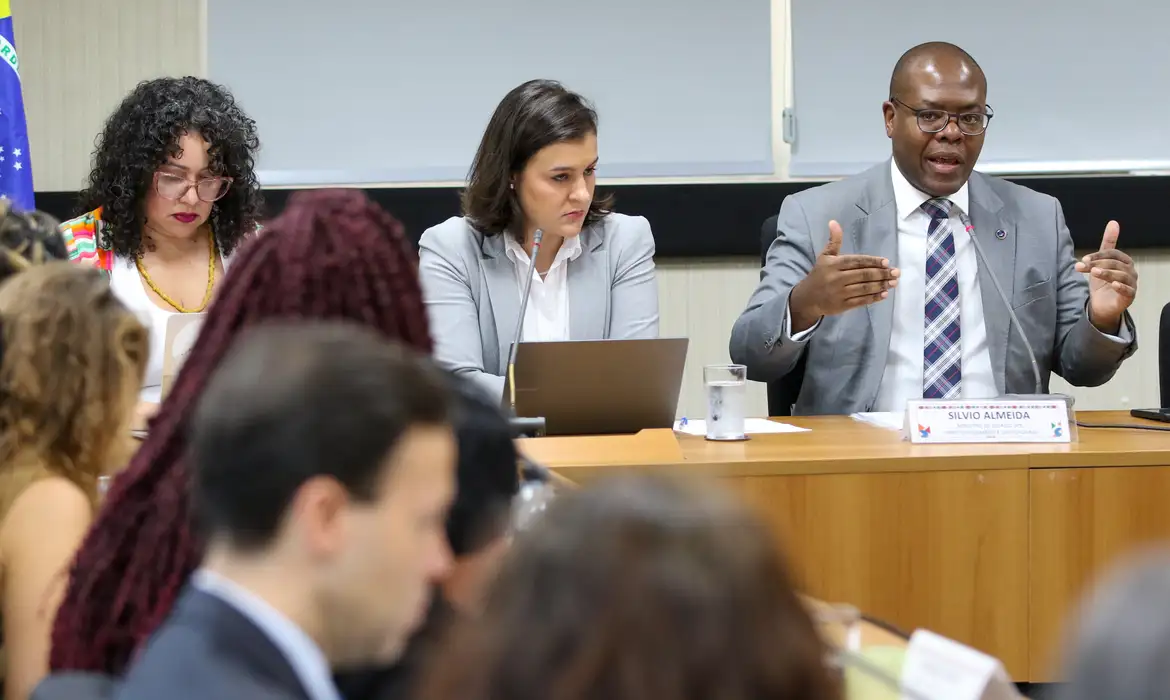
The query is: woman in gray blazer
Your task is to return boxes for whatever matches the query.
[419,79,659,399]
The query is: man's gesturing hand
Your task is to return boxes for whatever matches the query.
[788,220,900,333]
[1075,219,1137,335]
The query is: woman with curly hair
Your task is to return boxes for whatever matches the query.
[49,189,433,677]
[60,76,262,413]
[0,263,147,699]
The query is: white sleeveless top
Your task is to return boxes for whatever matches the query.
[108,254,231,403]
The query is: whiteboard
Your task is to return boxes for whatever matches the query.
[788,0,1170,177]
[208,0,774,186]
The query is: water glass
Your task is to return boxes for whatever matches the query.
[704,364,747,441]
[511,480,557,532]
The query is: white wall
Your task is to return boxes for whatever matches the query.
[15,0,1166,417]
[15,0,203,193]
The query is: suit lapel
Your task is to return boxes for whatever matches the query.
[481,235,520,372]
[182,589,314,700]
[851,164,899,407]
[966,175,1016,395]
[568,226,607,340]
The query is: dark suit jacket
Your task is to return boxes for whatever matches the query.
[115,588,312,700]
[334,598,454,700]
[32,672,118,700]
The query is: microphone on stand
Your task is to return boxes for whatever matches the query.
[958,213,1047,399]
[505,229,546,437]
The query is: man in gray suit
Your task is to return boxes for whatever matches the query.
[731,41,1139,416]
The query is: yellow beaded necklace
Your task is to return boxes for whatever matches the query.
[136,228,217,314]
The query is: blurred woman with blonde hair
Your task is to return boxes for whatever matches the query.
[0,262,147,698]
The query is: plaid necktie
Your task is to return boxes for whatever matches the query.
[922,198,961,399]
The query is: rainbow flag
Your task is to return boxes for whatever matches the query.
[0,0,33,210]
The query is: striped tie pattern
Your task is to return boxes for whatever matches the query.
[922,198,961,399]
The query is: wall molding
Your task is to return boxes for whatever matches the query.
[35,173,1166,258]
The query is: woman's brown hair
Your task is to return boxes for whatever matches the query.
[461,79,613,240]
[0,263,148,496]
[418,473,842,700]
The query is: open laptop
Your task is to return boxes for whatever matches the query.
[507,338,689,436]
[160,312,207,400]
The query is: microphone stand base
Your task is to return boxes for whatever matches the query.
[508,415,547,438]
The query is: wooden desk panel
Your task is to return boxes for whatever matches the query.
[727,469,1029,679]
[529,411,1170,682]
[1029,465,1170,682]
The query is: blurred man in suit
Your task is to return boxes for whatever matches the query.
[731,41,1138,415]
[116,322,456,700]
[334,376,522,700]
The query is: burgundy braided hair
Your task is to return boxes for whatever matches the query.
[49,189,433,673]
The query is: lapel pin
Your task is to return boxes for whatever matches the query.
[995,229,1007,240]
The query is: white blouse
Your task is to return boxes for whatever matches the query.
[503,235,583,343]
[109,254,231,403]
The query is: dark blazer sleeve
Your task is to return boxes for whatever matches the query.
[31,672,118,700]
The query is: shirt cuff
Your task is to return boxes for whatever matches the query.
[1088,303,1132,343]
[784,298,822,342]
[1098,318,1133,344]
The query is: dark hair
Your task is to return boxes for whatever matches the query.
[418,474,841,700]
[50,189,434,674]
[445,378,520,556]
[192,322,451,551]
[0,202,66,283]
[81,76,263,258]
[461,79,613,239]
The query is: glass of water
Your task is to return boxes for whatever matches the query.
[511,479,557,532]
[704,364,747,441]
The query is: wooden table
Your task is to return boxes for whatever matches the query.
[519,410,1170,683]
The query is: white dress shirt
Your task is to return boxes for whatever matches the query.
[110,252,232,403]
[784,160,1130,413]
[504,234,583,343]
[872,161,996,412]
[192,569,341,700]
[782,163,994,411]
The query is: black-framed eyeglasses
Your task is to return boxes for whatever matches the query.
[890,97,994,136]
[153,171,233,203]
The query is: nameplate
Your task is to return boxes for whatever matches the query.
[905,398,1072,444]
[901,629,1019,700]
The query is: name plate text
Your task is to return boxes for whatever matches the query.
[905,399,1072,444]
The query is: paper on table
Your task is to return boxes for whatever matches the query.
[673,418,810,435]
[901,629,1022,700]
[850,412,904,431]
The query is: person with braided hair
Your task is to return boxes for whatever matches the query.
[0,263,148,699]
[0,201,67,284]
[59,76,263,416]
[48,188,434,677]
